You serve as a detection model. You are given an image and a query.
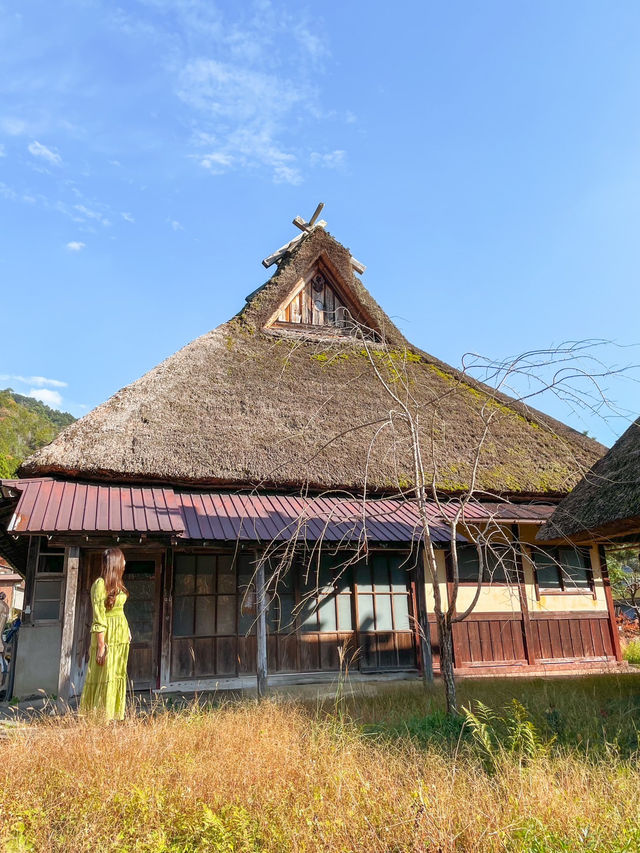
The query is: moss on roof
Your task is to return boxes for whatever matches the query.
[20,228,604,495]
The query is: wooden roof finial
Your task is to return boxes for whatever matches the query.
[262,203,366,274]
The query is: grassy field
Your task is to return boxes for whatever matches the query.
[1,673,640,852]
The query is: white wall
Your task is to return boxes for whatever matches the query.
[12,624,61,698]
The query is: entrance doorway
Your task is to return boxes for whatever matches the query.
[124,557,162,689]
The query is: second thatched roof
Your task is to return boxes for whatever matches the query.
[20,227,604,496]
[538,417,640,542]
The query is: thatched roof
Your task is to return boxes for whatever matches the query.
[538,418,640,542]
[20,227,604,496]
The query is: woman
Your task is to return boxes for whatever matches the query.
[80,547,131,720]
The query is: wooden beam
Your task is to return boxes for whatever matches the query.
[159,547,174,688]
[350,256,366,275]
[292,215,311,232]
[262,232,306,268]
[308,202,324,226]
[58,546,80,702]
[255,556,268,697]
[598,545,623,662]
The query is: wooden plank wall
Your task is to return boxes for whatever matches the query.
[277,274,347,327]
[451,612,615,667]
[530,614,613,661]
[453,614,527,666]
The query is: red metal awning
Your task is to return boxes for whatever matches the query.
[174,491,457,544]
[6,480,184,536]
[2,479,555,544]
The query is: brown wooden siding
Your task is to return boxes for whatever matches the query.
[530,613,613,661]
[452,613,527,667]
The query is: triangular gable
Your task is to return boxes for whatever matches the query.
[240,228,409,348]
[264,258,378,336]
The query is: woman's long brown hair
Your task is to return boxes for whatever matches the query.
[101,547,128,610]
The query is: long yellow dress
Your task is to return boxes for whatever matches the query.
[79,577,130,720]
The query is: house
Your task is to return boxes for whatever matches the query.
[0,220,623,700]
[0,556,24,613]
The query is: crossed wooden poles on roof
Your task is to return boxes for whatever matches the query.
[262,203,366,275]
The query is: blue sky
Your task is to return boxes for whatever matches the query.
[1,0,639,445]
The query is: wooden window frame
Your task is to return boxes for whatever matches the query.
[448,544,521,587]
[285,552,355,635]
[172,552,253,641]
[32,539,66,625]
[532,546,596,599]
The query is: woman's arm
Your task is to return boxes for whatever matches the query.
[91,580,108,666]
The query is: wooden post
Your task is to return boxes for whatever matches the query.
[415,549,434,683]
[444,549,466,669]
[58,546,80,703]
[598,545,623,662]
[159,547,174,689]
[256,557,268,698]
[511,525,536,666]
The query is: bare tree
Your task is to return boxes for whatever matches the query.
[250,323,628,715]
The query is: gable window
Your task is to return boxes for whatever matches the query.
[453,545,519,585]
[276,271,349,329]
[532,547,594,594]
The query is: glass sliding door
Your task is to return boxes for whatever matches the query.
[355,554,416,670]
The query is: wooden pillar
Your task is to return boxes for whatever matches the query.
[598,545,623,662]
[159,547,174,689]
[415,549,434,683]
[256,557,268,697]
[58,546,80,702]
[511,525,536,666]
[444,549,466,669]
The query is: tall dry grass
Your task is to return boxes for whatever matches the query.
[1,678,639,852]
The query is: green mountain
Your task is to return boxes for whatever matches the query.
[0,389,76,478]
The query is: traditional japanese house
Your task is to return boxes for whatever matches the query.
[0,556,24,613]
[0,218,623,700]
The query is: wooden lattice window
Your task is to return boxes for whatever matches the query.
[276,271,350,328]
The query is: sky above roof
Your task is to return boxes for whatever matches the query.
[1,0,639,446]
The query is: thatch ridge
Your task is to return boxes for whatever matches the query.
[20,228,605,495]
[537,417,640,542]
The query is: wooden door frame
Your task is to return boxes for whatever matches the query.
[122,548,164,691]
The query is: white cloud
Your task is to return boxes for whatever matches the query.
[28,140,62,166]
[0,144,5,157]
[168,219,184,231]
[28,388,63,408]
[121,212,135,223]
[105,2,337,185]
[0,182,17,200]
[0,374,67,389]
[199,151,234,171]
[178,60,311,185]
[1,117,26,136]
[310,150,346,170]
[292,23,327,63]
[66,241,86,252]
[74,204,110,226]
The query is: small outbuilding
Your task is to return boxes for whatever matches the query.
[538,418,640,544]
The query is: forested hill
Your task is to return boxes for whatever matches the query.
[0,389,76,478]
